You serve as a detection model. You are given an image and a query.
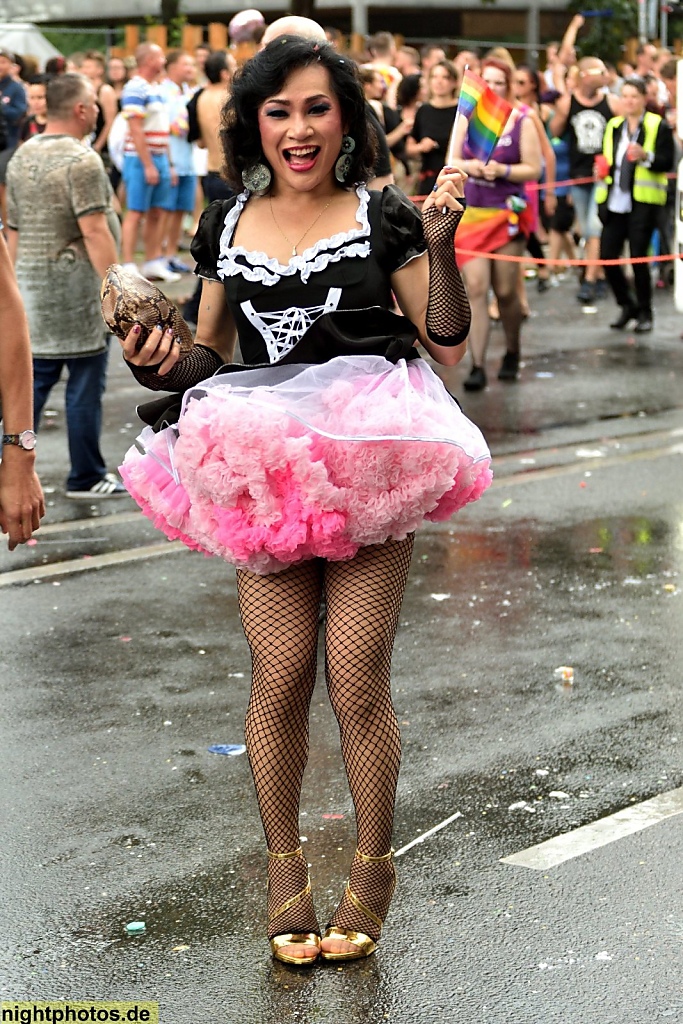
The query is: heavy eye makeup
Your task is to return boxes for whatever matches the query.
[263,100,333,118]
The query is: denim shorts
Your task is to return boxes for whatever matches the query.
[168,174,197,212]
[570,182,602,240]
[122,152,173,212]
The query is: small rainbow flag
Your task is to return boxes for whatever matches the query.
[452,68,514,164]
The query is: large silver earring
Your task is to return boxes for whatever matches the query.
[334,136,355,184]
[241,161,272,194]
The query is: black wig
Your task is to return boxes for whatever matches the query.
[220,36,377,191]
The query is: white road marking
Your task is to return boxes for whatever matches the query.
[491,425,682,470]
[394,812,463,858]
[490,442,682,488]
[0,542,188,587]
[34,511,143,536]
[500,786,683,870]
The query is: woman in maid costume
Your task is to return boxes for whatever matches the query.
[116,37,491,965]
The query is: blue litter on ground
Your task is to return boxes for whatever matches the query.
[208,744,247,756]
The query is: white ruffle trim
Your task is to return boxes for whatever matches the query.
[216,184,371,287]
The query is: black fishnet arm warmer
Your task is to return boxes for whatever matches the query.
[423,205,471,347]
[126,344,224,392]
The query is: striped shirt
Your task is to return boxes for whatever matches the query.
[121,75,169,156]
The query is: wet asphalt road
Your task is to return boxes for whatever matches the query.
[1,271,682,1023]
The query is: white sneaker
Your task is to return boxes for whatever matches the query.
[121,261,139,274]
[142,258,181,283]
[66,473,128,499]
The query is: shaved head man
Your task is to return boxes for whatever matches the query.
[261,16,326,47]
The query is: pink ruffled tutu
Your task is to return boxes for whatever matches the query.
[120,355,492,574]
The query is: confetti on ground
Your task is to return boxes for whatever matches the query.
[119,636,132,643]
[430,593,451,601]
[322,814,345,820]
[502,499,513,508]
[27,538,38,547]
[125,921,146,935]
[172,944,190,952]
[589,547,603,554]
[208,744,246,756]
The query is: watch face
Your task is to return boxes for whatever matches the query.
[19,430,37,451]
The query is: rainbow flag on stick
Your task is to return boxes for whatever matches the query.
[446,67,514,166]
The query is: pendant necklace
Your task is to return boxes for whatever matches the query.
[269,195,334,256]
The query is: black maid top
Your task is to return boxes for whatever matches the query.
[190,183,427,367]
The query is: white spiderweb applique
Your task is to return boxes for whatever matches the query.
[241,287,342,363]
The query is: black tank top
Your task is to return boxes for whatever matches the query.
[567,93,612,179]
[94,85,106,140]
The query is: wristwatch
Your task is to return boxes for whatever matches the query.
[2,430,37,451]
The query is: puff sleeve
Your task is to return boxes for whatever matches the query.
[378,184,427,274]
[190,197,237,281]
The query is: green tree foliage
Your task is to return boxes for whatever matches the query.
[567,0,637,64]
[160,0,186,47]
[41,27,120,56]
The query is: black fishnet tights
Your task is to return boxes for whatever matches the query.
[236,535,414,941]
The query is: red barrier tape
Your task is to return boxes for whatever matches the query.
[408,181,681,264]
[409,170,677,199]
[453,248,681,266]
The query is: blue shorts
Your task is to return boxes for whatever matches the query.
[570,182,602,240]
[169,174,197,212]
[123,153,173,212]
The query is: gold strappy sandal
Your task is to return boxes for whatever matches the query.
[320,848,395,962]
[268,847,321,966]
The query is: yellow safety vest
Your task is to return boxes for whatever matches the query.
[595,111,667,206]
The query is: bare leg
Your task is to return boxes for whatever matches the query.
[142,207,166,262]
[492,238,525,357]
[120,210,144,264]
[462,256,492,369]
[163,209,184,260]
[584,236,600,284]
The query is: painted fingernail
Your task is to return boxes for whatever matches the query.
[132,324,141,334]
[156,324,163,332]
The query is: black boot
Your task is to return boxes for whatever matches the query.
[610,305,638,330]
[463,365,487,392]
[497,351,519,381]
[633,315,653,333]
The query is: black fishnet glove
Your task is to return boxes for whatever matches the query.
[126,344,224,393]
[423,205,470,347]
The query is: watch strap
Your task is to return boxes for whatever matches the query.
[2,430,37,449]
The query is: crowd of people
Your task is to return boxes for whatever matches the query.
[0,10,681,974]
[0,16,680,521]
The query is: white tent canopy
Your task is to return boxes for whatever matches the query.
[0,23,62,66]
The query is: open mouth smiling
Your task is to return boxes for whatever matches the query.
[283,145,321,166]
